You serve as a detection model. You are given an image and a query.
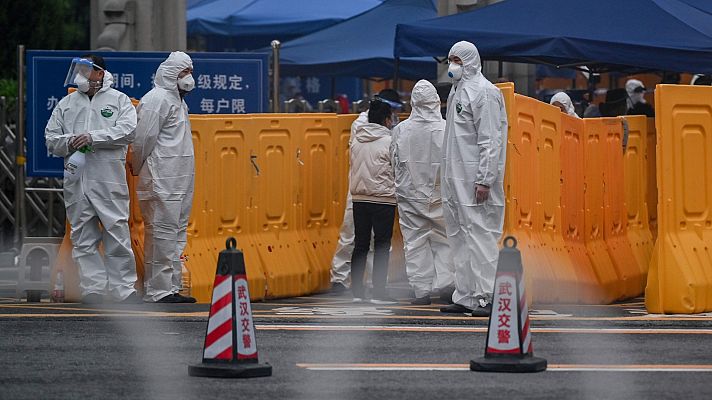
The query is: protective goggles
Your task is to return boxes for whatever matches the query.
[64,57,104,87]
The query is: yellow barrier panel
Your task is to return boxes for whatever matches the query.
[182,117,218,302]
[504,94,558,302]
[200,116,267,302]
[601,118,645,298]
[296,114,339,293]
[335,115,357,227]
[560,115,603,303]
[623,116,654,278]
[535,100,580,301]
[249,115,314,298]
[647,84,712,313]
[496,83,515,239]
[582,119,622,302]
[646,118,658,242]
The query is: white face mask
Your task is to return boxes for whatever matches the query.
[178,74,195,92]
[448,63,463,81]
[74,75,91,93]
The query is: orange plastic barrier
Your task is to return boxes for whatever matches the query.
[503,94,559,302]
[646,118,658,242]
[535,100,581,301]
[560,116,603,303]
[622,116,654,278]
[335,115,357,227]
[601,118,645,297]
[190,116,267,302]
[295,115,340,293]
[647,84,712,313]
[583,119,644,300]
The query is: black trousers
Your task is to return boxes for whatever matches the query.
[350,201,396,298]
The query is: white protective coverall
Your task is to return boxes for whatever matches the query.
[330,111,374,287]
[625,79,646,109]
[45,71,138,300]
[549,92,580,118]
[131,52,195,302]
[391,80,454,298]
[442,41,508,309]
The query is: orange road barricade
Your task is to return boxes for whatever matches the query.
[647,84,712,314]
[560,115,602,303]
[622,116,654,279]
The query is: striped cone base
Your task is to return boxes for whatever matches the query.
[189,238,272,378]
[471,236,547,373]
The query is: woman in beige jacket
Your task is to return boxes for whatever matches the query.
[349,99,398,305]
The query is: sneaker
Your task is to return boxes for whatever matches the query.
[439,303,472,314]
[81,293,103,304]
[352,297,364,303]
[155,294,183,303]
[410,296,432,305]
[370,296,398,305]
[173,293,197,303]
[119,292,142,304]
[330,282,348,294]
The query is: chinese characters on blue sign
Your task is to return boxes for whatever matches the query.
[27,50,269,177]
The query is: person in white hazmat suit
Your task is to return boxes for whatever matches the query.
[439,41,508,316]
[330,89,403,293]
[45,54,139,304]
[131,52,197,303]
[390,80,454,305]
[550,92,580,118]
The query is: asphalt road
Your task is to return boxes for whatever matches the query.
[1,294,712,400]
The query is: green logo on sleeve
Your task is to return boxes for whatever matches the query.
[456,103,463,113]
[100,107,114,118]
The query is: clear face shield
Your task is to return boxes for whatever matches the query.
[63,57,103,88]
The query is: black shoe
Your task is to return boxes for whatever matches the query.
[119,292,142,304]
[410,296,432,305]
[81,293,103,304]
[470,303,492,317]
[330,282,348,294]
[439,286,455,304]
[440,303,472,313]
[155,294,183,303]
[173,293,197,303]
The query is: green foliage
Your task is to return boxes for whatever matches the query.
[0,0,90,81]
[0,79,18,109]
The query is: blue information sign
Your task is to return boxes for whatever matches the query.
[26,50,269,177]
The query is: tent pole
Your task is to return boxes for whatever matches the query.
[271,40,281,113]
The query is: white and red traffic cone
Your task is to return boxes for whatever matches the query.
[470,236,547,373]
[188,238,272,378]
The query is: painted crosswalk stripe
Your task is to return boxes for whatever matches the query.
[256,324,712,335]
[296,363,712,372]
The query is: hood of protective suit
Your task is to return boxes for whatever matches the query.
[100,71,115,92]
[410,80,443,122]
[550,92,578,117]
[625,79,646,106]
[448,41,482,81]
[154,51,193,91]
[354,122,391,143]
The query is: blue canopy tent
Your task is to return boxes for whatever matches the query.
[394,0,712,74]
[277,0,438,80]
[187,0,382,51]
